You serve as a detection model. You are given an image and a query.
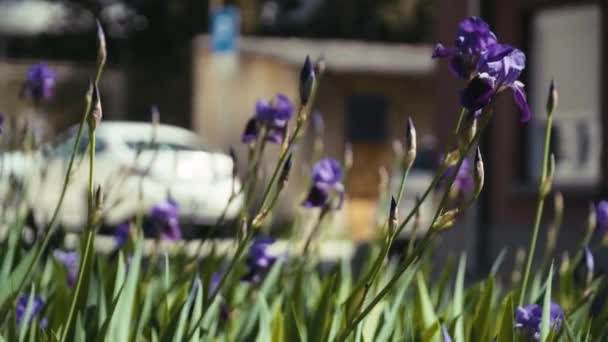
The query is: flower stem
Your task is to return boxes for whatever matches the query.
[453,108,467,136]
[212,231,250,303]
[337,110,491,341]
[395,164,412,206]
[302,206,329,256]
[518,114,553,306]
[61,128,97,342]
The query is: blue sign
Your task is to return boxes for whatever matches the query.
[210,6,240,54]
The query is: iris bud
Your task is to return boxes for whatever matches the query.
[546,80,558,117]
[404,117,417,168]
[299,56,315,106]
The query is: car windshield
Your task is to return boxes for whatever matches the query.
[125,141,205,152]
[46,129,106,157]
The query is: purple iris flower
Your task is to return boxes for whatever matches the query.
[114,222,130,248]
[210,272,222,296]
[442,158,474,194]
[150,199,182,241]
[242,237,277,283]
[302,158,345,209]
[20,63,56,102]
[53,249,79,287]
[441,325,453,342]
[299,55,315,105]
[584,245,594,277]
[0,112,4,134]
[460,74,495,113]
[515,302,564,340]
[461,43,531,122]
[241,94,295,144]
[435,17,532,122]
[432,17,498,79]
[597,200,608,232]
[16,295,47,329]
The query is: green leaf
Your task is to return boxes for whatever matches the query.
[415,272,440,342]
[95,260,108,327]
[172,279,196,342]
[135,279,157,339]
[260,260,283,299]
[497,294,515,342]
[375,266,415,342]
[189,277,203,341]
[108,230,143,341]
[0,246,38,313]
[290,301,307,342]
[433,255,455,309]
[563,319,577,341]
[94,280,126,342]
[0,220,25,281]
[257,296,272,342]
[490,248,508,276]
[201,292,221,338]
[540,264,554,342]
[362,297,383,342]
[452,253,467,342]
[271,303,285,342]
[74,314,86,342]
[327,306,343,342]
[338,256,353,303]
[471,277,495,341]
[309,273,337,342]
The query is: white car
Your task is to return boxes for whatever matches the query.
[2,121,243,234]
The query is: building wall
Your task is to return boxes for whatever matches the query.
[192,38,435,239]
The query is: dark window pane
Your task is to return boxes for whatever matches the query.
[346,95,387,143]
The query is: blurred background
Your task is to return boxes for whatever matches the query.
[0,0,605,274]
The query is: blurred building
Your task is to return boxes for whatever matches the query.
[433,0,607,272]
[192,35,436,240]
[480,1,606,272]
[193,0,608,272]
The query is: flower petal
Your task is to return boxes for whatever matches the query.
[302,184,329,208]
[241,117,259,144]
[312,158,342,185]
[274,94,294,121]
[441,325,453,342]
[432,43,456,58]
[448,54,472,79]
[597,200,608,231]
[584,245,594,277]
[460,74,495,112]
[511,81,532,122]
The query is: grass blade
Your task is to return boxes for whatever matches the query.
[540,264,554,342]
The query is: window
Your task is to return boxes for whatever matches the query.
[125,141,199,152]
[346,95,388,143]
[47,130,106,157]
[528,4,602,186]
